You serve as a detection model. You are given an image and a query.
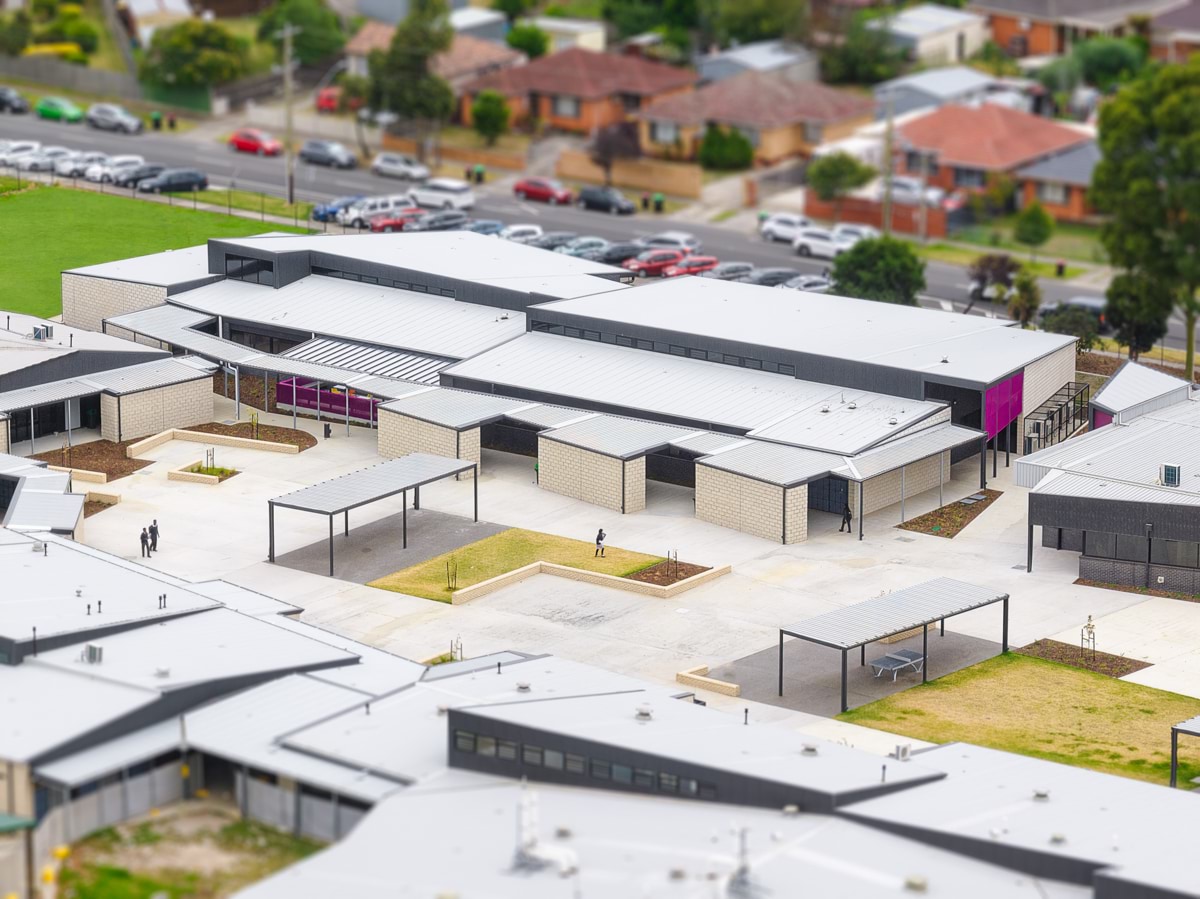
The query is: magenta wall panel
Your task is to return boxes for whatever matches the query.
[276,378,381,422]
[984,370,1024,438]
[1093,409,1113,429]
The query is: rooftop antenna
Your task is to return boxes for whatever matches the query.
[513,780,578,877]
[727,826,754,897]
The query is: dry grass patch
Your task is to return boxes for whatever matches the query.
[839,653,1200,786]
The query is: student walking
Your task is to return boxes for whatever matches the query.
[839,504,853,534]
[594,528,606,557]
[140,528,151,557]
[149,519,160,552]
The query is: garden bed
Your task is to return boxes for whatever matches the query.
[31,440,151,481]
[897,489,1003,539]
[83,500,111,518]
[1075,578,1200,604]
[626,559,710,586]
[188,420,317,451]
[1016,638,1151,678]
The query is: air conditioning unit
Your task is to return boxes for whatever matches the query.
[1161,463,1182,488]
[31,326,45,340]
[896,743,912,761]
[44,325,53,339]
[83,643,103,664]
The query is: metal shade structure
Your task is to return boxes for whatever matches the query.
[268,453,478,576]
[1170,714,1200,788]
[778,577,1010,712]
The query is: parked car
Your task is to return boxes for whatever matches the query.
[370,152,430,180]
[85,154,144,183]
[700,261,754,281]
[299,139,357,169]
[527,231,578,251]
[229,128,282,156]
[623,248,686,277]
[113,163,166,188]
[0,140,39,166]
[759,212,811,243]
[368,207,426,232]
[576,185,635,215]
[35,96,83,123]
[555,236,609,257]
[874,176,944,207]
[17,146,72,171]
[409,177,475,209]
[404,209,470,232]
[499,224,543,243]
[779,274,832,293]
[581,241,643,264]
[792,227,855,260]
[337,194,414,229]
[740,267,802,287]
[465,219,504,235]
[1039,296,1111,333]
[0,87,29,114]
[137,168,207,193]
[638,231,700,253]
[316,86,341,113]
[55,151,108,177]
[513,177,572,205]
[86,103,142,133]
[663,255,718,277]
[312,195,364,223]
[833,223,878,243]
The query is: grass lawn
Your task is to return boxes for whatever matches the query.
[83,0,128,73]
[217,16,279,76]
[955,216,1108,265]
[919,242,1084,279]
[205,186,315,223]
[441,124,530,156]
[369,527,663,601]
[840,653,1200,786]
[0,185,307,318]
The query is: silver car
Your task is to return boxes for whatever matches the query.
[370,151,429,180]
[56,151,109,177]
[85,154,145,183]
[0,140,39,167]
[499,224,543,243]
[18,146,72,171]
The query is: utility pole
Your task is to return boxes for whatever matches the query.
[277,23,302,205]
[882,91,894,237]
[917,147,930,243]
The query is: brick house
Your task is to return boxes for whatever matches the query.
[1013,140,1099,223]
[345,23,526,93]
[635,70,873,165]
[897,104,1092,208]
[1152,0,1200,61]
[459,46,697,134]
[968,0,1184,56]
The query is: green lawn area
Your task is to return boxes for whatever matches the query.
[369,527,663,601]
[206,186,315,223]
[441,124,530,156]
[955,216,1109,264]
[217,16,278,76]
[919,242,1084,280]
[83,0,128,73]
[840,653,1200,786]
[0,185,307,318]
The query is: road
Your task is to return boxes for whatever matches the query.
[8,113,1185,348]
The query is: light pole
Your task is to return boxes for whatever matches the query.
[275,23,302,205]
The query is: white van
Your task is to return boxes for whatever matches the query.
[337,194,416,229]
[409,177,476,210]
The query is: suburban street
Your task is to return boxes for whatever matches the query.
[4,112,1169,343]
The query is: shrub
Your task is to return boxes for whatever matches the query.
[697,125,753,170]
[1043,306,1097,354]
[62,17,99,53]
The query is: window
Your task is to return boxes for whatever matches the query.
[224,254,275,286]
[745,359,762,370]
[1038,181,1068,205]
[620,93,641,112]
[634,769,655,789]
[590,759,610,780]
[522,745,543,766]
[544,749,564,770]
[954,167,986,188]
[612,764,633,785]
[616,335,633,347]
[454,731,476,753]
[566,754,587,775]
[669,345,686,356]
[658,772,678,792]
[679,778,699,796]
[905,151,938,176]
[738,127,759,147]
[650,121,679,144]
[804,122,823,144]
[553,95,581,118]
[476,736,496,757]
[498,740,518,762]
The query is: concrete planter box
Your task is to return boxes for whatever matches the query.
[450,561,731,605]
[48,465,108,484]
[127,428,298,459]
[167,460,236,486]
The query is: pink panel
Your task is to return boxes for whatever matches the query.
[984,371,1025,439]
[1093,410,1113,429]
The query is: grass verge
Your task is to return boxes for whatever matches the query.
[839,653,1200,786]
[0,185,307,317]
[206,187,314,223]
[955,216,1108,265]
[369,527,663,602]
[919,242,1084,279]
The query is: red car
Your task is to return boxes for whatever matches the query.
[228,128,282,156]
[663,255,718,277]
[316,87,341,113]
[513,177,572,205]
[623,248,686,277]
[369,207,425,232]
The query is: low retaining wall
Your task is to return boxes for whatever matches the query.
[167,461,223,485]
[49,465,108,484]
[127,428,299,458]
[451,561,730,604]
[382,133,527,171]
[555,149,703,199]
[803,194,948,239]
[675,665,741,697]
[86,491,120,506]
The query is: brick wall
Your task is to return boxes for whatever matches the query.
[1079,556,1200,594]
[61,274,167,333]
[784,484,808,544]
[0,420,7,453]
[377,410,478,478]
[116,379,214,442]
[695,465,787,543]
[1020,180,1092,223]
[802,194,948,239]
[849,451,951,518]
[624,455,645,514]
[537,436,627,513]
[100,393,120,442]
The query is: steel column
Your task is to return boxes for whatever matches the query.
[234,366,241,419]
[328,514,334,576]
[1171,728,1179,788]
[1027,523,1034,572]
[860,644,865,666]
[64,400,71,448]
[777,631,784,696]
[858,481,864,541]
[316,381,321,422]
[922,625,928,684]
[345,390,350,437]
[1002,596,1009,652]
[939,453,944,507]
[268,503,275,562]
[840,649,848,713]
[402,489,407,548]
[979,434,987,489]
[344,509,349,536]
[900,466,905,523]
[473,468,478,522]
[414,485,420,509]
[29,407,34,454]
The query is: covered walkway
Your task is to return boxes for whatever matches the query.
[1170,715,1200,788]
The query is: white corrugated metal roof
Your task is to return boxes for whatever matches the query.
[1091,361,1191,416]
[65,244,216,288]
[0,353,215,413]
[104,304,261,364]
[2,487,84,533]
[869,3,984,37]
[1030,469,1200,507]
[541,414,697,458]
[836,424,982,480]
[0,312,160,377]
[503,402,589,429]
[669,431,748,455]
[271,453,475,515]
[749,391,944,455]
[698,439,842,486]
[281,337,448,386]
[35,719,180,786]
[876,66,995,100]
[380,388,532,429]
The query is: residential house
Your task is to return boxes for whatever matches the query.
[345,25,526,94]
[459,47,697,135]
[968,0,1184,56]
[896,103,1091,199]
[637,70,873,165]
[1014,139,1099,222]
[524,16,607,52]
[696,40,819,83]
[873,66,1001,117]
[867,3,990,64]
[449,7,507,43]
[1152,0,1200,61]
[355,0,468,25]
[120,0,193,46]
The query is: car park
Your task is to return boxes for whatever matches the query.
[138,168,207,193]
[576,185,635,214]
[465,219,504,235]
[403,209,470,232]
[833,223,878,243]
[299,139,357,169]
[792,227,855,259]
[623,248,686,277]
[759,212,811,243]
[779,274,832,293]
[700,261,754,281]
[409,177,475,209]
[368,207,425,232]
[514,177,572,205]
[528,231,577,251]
[17,146,72,171]
[0,141,40,166]
[581,241,643,264]
[55,151,107,177]
[86,103,143,133]
[740,267,802,287]
[229,129,282,156]
[312,195,364,223]
[370,152,430,180]
[555,236,609,257]
[113,163,165,188]
[874,176,944,207]
[638,231,700,253]
[337,194,414,229]
[0,87,29,114]
[663,255,718,277]
[35,96,83,123]
[499,224,543,243]
[86,154,144,183]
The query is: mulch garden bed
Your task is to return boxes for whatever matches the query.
[83,500,112,518]
[1016,638,1152,678]
[31,440,151,481]
[1075,578,1200,605]
[187,421,316,451]
[625,559,710,586]
[897,488,1003,539]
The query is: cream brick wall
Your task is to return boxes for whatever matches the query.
[0,419,7,454]
[62,274,167,333]
[849,451,951,518]
[696,465,787,543]
[116,379,213,442]
[623,455,646,514]
[100,393,119,442]
[538,437,628,513]
[377,410,478,477]
[784,484,807,544]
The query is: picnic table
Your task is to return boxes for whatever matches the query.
[869,649,925,681]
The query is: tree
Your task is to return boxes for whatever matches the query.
[471,90,510,146]
[697,124,753,170]
[491,0,535,24]
[1014,200,1054,262]
[1091,57,1200,378]
[1007,269,1041,328]
[1074,36,1144,91]
[820,17,905,85]
[589,122,640,185]
[831,236,926,306]
[1106,271,1173,361]
[714,0,807,45]
[258,0,346,67]
[806,152,874,223]
[0,10,33,56]
[967,253,1020,310]
[506,23,549,59]
[1043,305,1097,355]
[139,20,247,88]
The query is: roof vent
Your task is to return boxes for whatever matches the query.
[904,875,928,893]
[554,826,572,839]
[1160,463,1181,487]
[800,743,818,756]
[635,704,653,721]
[75,588,82,598]
[1033,788,1050,801]
[1050,833,1066,844]
[888,417,898,426]
[781,804,800,817]
[820,405,830,413]
[436,704,449,715]
[83,643,103,664]
[668,868,687,881]
[154,666,170,678]
[516,681,531,692]
[848,402,856,410]
[940,356,949,364]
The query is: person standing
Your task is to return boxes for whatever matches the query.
[149,519,160,552]
[140,528,151,557]
[594,528,606,558]
[839,503,853,534]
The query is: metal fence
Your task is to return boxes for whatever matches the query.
[236,773,367,842]
[0,55,142,100]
